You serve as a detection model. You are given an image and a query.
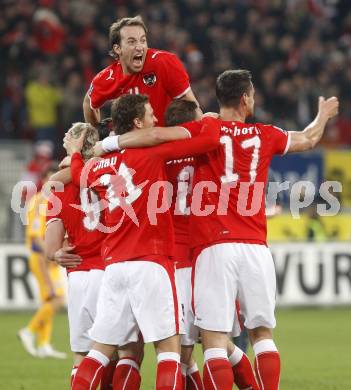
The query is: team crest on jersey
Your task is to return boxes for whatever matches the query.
[143,73,157,86]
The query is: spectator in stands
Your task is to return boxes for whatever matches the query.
[25,68,62,147]
[1,0,351,149]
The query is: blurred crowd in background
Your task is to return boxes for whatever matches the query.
[1,0,351,242]
[1,0,351,154]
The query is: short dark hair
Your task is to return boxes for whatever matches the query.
[111,94,149,135]
[96,117,113,140]
[109,15,147,58]
[216,69,252,108]
[164,100,198,126]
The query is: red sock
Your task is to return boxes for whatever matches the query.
[254,352,280,390]
[231,353,259,390]
[203,352,234,390]
[156,353,182,390]
[186,366,203,390]
[186,373,203,390]
[100,360,117,390]
[72,357,104,390]
[70,365,79,389]
[113,358,141,390]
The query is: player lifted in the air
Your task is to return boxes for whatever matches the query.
[84,15,199,126]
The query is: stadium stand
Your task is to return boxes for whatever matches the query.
[1,0,351,242]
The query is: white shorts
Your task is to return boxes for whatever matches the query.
[231,301,243,338]
[90,260,184,346]
[175,266,242,344]
[67,269,104,352]
[175,267,198,346]
[193,243,276,332]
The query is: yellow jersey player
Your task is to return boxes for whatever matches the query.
[17,164,66,359]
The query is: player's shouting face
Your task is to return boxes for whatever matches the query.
[116,25,148,74]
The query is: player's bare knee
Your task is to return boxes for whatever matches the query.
[118,341,144,362]
[73,352,87,366]
[91,342,117,360]
[154,334,181,355]
[201,329,228,351]
[248,326,273,345]
[227,338,235,355]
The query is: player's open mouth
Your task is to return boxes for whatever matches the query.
[133,54,143,66]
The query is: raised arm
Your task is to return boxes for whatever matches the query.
[288,96,339,153]
[83,93,101,126]
[178,89,202,114]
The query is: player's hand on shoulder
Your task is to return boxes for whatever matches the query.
[93,141,105,157]
[318,96,339,120]
[53,245,82,269]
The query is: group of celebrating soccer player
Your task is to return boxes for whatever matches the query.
[25,15,339,390]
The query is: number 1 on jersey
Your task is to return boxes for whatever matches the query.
[175,165,194,215]
[220,136,239,184]
[220,135,261,184]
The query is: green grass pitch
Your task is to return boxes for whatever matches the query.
[1,308,350,389]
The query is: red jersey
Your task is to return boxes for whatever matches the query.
[182,120,290,248]
[166,157,195,267]
[70,117,220,266]
[46,183,106,273]
[88,48,190,126]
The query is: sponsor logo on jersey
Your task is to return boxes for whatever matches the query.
[106,69,115,81]
[143,73,157,86]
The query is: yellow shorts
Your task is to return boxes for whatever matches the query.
[29,253,65,302]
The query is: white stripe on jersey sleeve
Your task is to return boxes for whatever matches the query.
[178,127,192,138]
[282,132,291,155]
[46,218,62,227]
[173,86,191,99]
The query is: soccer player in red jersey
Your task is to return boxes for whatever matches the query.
[165,100,258,390]
[164,100,203,389]
[65,94,220,390]
[98,99,259,390]
[44,123,115,388]
[181,69,339,389]
[83,16,199,126]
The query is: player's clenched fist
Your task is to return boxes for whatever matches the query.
[318,96,339,119]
